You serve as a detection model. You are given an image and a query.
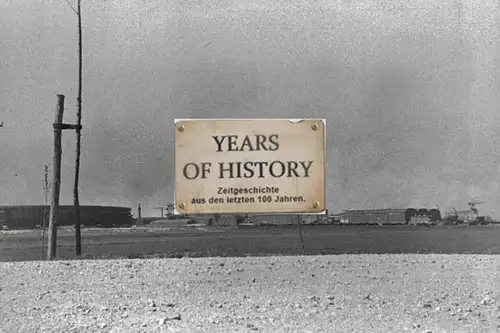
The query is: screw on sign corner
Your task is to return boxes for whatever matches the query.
[313,201,320,209]
[311,123,319,131]
[178,202,186,210]
[177,124,185,132]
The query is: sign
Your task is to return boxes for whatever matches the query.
[174,119,325,214]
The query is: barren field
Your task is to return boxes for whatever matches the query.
[2,225,500,262]
[2,254,500,333]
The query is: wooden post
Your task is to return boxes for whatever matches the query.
[47,94,65,260]
[137,204,142,226]
[73,0,83,257]
[296,214,305,251]
[41,165,50,261]
[154,207,166,218]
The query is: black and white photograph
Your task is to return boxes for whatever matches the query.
[1,0,500,332]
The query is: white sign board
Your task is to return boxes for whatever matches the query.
[174,119,325,215]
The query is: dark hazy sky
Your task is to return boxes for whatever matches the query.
[1,0,499,217]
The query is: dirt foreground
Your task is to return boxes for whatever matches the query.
[1,254,500,333]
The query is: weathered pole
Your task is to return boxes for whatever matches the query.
[73,0,83,257]
[41,165,50,261]
[137,204,142,226]
[47,94,65,260]
[296,214,305,251]
[154,207,166,218]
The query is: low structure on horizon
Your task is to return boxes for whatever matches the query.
[339,208,442,225]
[0,205,133,230]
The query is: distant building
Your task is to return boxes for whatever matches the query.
[0,210,5,229]
[340,209,407,225]
[409,215,431,225]
[339,208,444,225]
[0,205,133,230]
[444,210,476,223]
[214,214,238,226]
[166,204,175,216]
[249,214,325,226]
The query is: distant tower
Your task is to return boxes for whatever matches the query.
[137,204,142,226]
[468,201,483,220]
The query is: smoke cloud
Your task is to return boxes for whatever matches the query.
[1,0,499,217]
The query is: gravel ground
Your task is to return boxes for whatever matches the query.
[1,254,500,333]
